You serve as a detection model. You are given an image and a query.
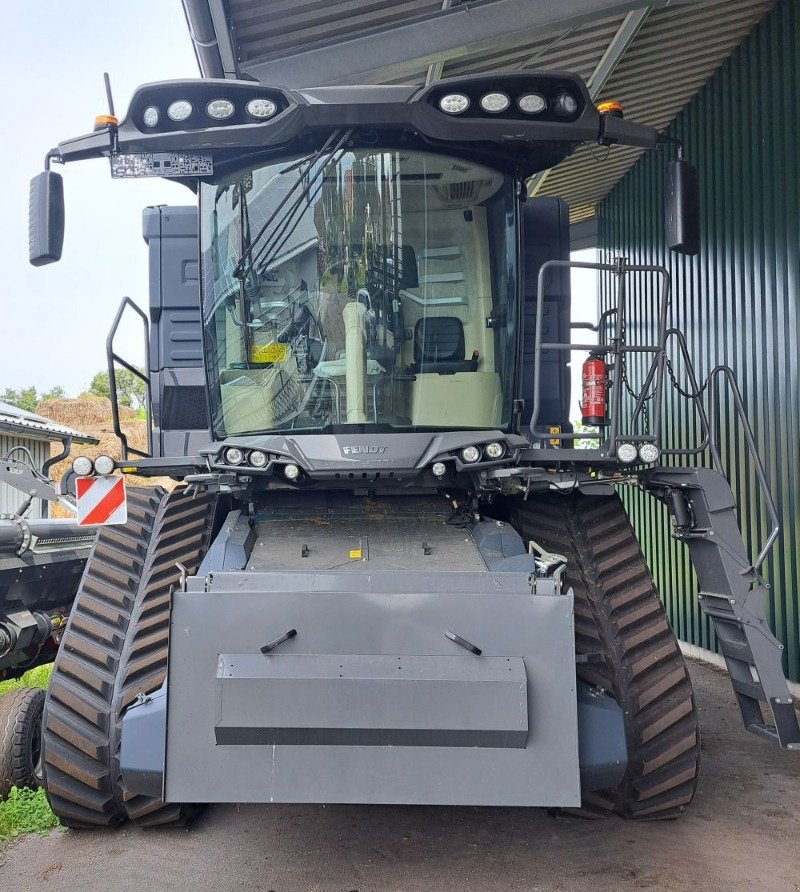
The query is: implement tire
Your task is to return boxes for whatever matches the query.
[41,486,217,829]
[508,492,700,819]
[0,686,45,797]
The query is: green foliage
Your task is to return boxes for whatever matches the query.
[89,368,147,410]
[0,664,52,697]
[0,787,60,840]
[1,386,66,413]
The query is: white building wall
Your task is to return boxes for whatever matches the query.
[0,434,52,519]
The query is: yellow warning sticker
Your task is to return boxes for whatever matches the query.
[549,425,561,447]
[250,342,289,364]
[349,549,362,559]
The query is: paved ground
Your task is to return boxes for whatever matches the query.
[2,660,799,891]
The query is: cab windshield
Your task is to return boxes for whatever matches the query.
[199,147,517,436]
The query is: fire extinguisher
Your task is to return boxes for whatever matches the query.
[581,353,606,426]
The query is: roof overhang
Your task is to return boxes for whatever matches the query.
[179,0,773,221]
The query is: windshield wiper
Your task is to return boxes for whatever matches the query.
[232,129,352,286]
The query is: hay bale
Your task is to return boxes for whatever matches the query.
[35,398,175,518]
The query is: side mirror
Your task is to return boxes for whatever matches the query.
[664,159,699,256]
[29,171,65,266]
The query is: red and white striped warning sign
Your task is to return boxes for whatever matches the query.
[76,476,128,527]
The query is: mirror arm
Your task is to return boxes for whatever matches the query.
[657,133,685,161]
[44,148,64,171]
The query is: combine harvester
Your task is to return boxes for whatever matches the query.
[26,70,798,827]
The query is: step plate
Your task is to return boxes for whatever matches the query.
[215,653,528,748]
[165,573,579,805]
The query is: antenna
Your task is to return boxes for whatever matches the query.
[104,72,115,118]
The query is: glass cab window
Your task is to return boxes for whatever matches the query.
[200,149,517,436]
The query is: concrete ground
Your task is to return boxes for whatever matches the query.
[2,660,799,892]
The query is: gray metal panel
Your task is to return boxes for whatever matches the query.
[215,653,528,747]
[165,582,579,805]
[248,514,487,573]
[185,569,536,594]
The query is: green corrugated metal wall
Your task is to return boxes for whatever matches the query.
[598,0,800,682]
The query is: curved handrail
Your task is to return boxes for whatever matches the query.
[106,296,152,460]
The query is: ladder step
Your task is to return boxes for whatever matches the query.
[716,637,755,663]
[746,722,780,744]
[731,676,766,702]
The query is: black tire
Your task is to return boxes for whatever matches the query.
[0,686,45,798]
[41,486,217,829]
[508,492,700,819]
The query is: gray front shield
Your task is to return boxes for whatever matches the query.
[165,571,579,806]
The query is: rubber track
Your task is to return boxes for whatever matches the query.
[508,492,700,819]
[42,486,217,828]
[0,686,45,797]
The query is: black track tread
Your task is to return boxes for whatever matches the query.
[42,486,216,829]
[0,686,45,798]
[508,492,700,820]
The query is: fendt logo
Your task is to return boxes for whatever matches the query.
[341,444,388,456]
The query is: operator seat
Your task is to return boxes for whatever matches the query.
[411,317,479,374]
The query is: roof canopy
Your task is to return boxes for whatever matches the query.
[0,401,97,445]
[181,0,772,221]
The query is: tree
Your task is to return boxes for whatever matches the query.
[1,385,65,413]
[88,369,146,410]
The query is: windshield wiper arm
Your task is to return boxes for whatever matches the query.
[232,129,352,285]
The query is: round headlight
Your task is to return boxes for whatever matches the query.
[484,442,505,460]
[225,447,244,465]
[431,461,446,478]
[616,442,638,463]
[553,92,578,117]
[167,100,193,122]
[479,92,510,114]
[638,443,660,464]
[142,106,159,128]
[284,463,300,481]
[206,99,235,120]
[246,98,277,119]
[72,456,94,477]
[94,455,115,476]
[460,445,481,464]
[438,93,470,115]
[249,450,268,468]
[518,93,546,114]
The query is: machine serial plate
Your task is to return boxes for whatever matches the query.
[110,152,213,178]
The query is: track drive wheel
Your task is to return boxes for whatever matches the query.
[0,686,45,797]
[508,492,700,819]
[41,486,217,829]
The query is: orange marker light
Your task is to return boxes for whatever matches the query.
[597,100,623,117]
[94,114,119,128]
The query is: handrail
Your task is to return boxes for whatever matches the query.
[660,329,778,573]
[707,365,780,573]
[529,258,670,448]
[106,296,152,460]
[660,328,718,466]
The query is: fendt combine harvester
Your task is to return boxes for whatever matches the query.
[28,70,798,828]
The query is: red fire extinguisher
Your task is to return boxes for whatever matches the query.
[581,353,606,426]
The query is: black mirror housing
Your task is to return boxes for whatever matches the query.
[664,159,699,256]
[29,170,65,266]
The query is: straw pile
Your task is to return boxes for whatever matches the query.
[36,397,174,518]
